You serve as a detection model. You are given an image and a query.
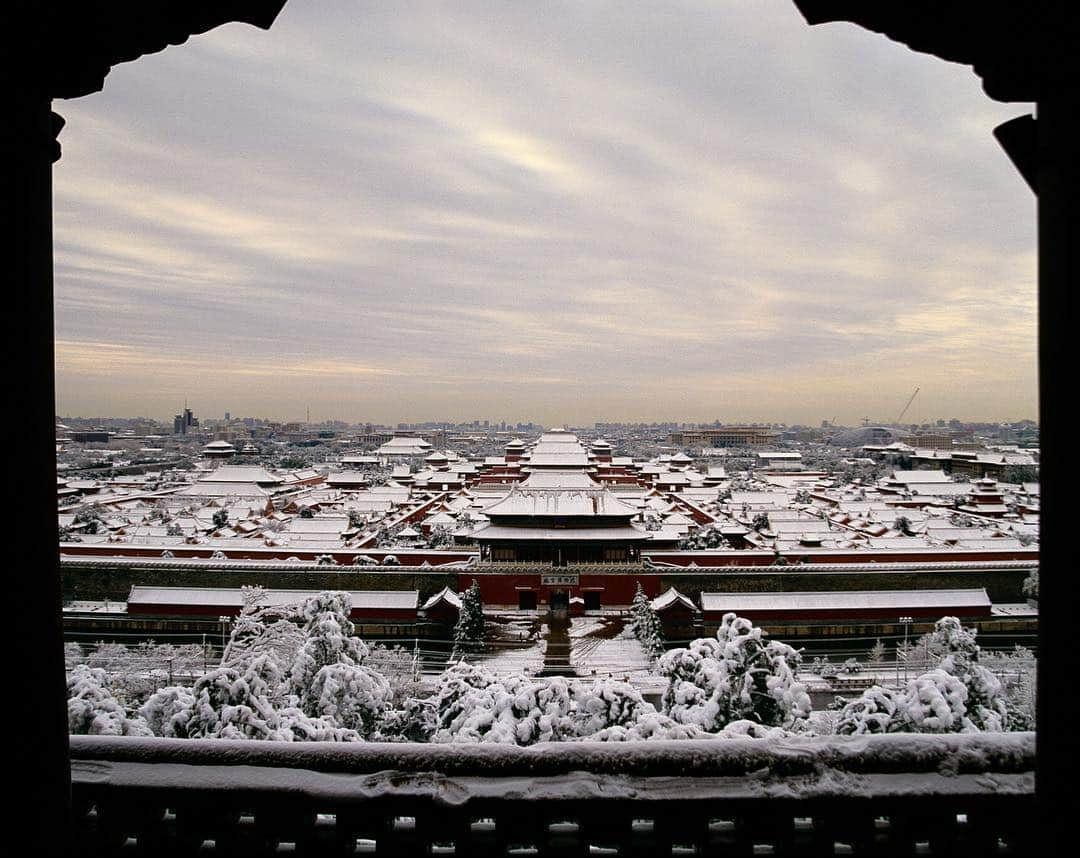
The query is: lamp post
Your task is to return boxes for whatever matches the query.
[218,615,231,661]
[900,616,913,685]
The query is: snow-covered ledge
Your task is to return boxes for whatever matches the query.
[70,733,1034,855]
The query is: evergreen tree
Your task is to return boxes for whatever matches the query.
[1022,569,1038,601]
[657,612,810,732]
[452,580,485,656]
[630,582,665,659]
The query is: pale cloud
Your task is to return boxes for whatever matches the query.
[51,0,1036,426]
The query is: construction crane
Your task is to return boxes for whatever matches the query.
[895,387,920,425]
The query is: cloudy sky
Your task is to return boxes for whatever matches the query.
[53,1,1036,427]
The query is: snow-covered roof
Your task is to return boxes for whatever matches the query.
[526,452,591,467]
[128,586,418,610]
[887,470,952,484]
[699,589,991,613]
[420,586,462,611]
[654,472,690,485]
[327,471,369,484]
[287,516,351,534]
[377,438,432,455]
[472,524,651,542]
[536,429,579,444]
[177,483,272,498]
[520,470,599,489]
[651,587,698,613]
[381,436,432,449]
[199,465,283,484]
[482,485,640,518]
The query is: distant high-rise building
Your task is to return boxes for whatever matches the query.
[224,412,230,421]
[173,406,198,434]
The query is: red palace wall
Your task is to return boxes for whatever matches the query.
[460,573,662,607]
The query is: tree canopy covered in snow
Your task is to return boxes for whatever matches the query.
[65,601,1032,745]
[836,616,1014,735]
[658,612,811,732]
[452,580,485,657]
[67,665,152,737]
[630,582,665,659]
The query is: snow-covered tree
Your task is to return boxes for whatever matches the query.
[289,592,370,704]
[303,662,392,737]
[1022,569,1038,601]
[64,642,85,670]
[67,665,152,736]
[427,524,455,547]
[833,685,903,735]
[452,580,485,656]
[428,662,563,744]
[657,613,811,732]
[367,644,423,707]
[893,516,915,536]
[283,592,393,734]
[836,616,1010,735]
[224,586,304,692]
[373,696,436,743]
[1002,663,1037,731]
[186,659,285,740]
[897,670,972,733]
[139,686,197,738]
[630,583,665,659]
[929,616,1008,731]
[566,678,654,738]
[678,525,728,549]
[274,707,361,742]
[86,642,131,672]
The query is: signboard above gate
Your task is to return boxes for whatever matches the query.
[542,574,579,586]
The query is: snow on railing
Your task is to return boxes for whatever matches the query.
[69,732,1034,855]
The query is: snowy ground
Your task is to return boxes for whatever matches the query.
[469,613,544,675]
[459,613,664,694]
[567,616,657,685]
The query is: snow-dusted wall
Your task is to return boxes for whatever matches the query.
[71,731,1034,783]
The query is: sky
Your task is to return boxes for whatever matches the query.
[52,1,1036,428]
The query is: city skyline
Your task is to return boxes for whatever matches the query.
[52,1,1036,427]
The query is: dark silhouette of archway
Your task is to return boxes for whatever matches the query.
[795,2,1075,847]
[3,3,1070,851]
[3,4,288,852]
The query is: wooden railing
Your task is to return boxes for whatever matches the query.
[68,731,1034,855]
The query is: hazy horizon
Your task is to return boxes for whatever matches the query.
[53,1,1036,428]
[56,409,1036,430]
